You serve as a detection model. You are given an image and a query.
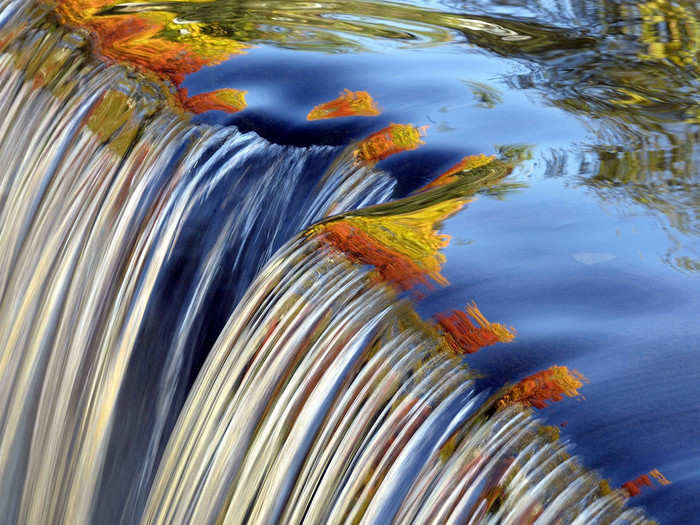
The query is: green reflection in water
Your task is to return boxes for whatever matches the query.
[463,80,503,109]
[500,0,700,271]
[87,0,699,270]
[101,0,592,53]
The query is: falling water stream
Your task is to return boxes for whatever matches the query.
[0,6,395,522]
[142,236,645,525]
[0,0,697,523]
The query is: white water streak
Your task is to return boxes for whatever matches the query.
[0,3,652,525]
[0,12,394,524]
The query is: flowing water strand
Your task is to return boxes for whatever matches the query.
[144,236,653,525]
[0,0,24,32]
[0,11,394,524]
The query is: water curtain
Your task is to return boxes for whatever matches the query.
[0,2,653,524]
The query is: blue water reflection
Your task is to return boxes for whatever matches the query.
[430,168,700,522]
[177,2,700,519]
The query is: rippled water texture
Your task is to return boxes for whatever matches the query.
[0,0,698,523]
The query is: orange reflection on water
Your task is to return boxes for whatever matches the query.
[307,89,380,120]
[622,474,654,497]
[499,366,588,410]
[650,468,671,486]
[622,469,671,497]
[435,301,515,354]
[55,0,249,113]
[178,88,247,114]
[354,123,427,164]
[310,197,464,293]
[318,221,438,291]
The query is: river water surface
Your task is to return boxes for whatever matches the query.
[0,0,698,523]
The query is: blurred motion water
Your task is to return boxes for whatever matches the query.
[0,0,698,523]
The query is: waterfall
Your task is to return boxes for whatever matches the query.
[0,2,653,524]
[143,236,646,525]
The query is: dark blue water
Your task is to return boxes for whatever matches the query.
[437,170,700,522]
[180,1,700,521]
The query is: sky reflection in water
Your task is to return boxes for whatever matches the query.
[54,0,700,522]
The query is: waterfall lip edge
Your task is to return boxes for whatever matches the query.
[12,0,381,151]
[0,0,365,152]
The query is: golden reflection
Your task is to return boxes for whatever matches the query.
[178,87,247,113]
[93,0,580,54]
[307,90,380,120]
[353,124,427,164]
[498,366,588,410]
[307,150,517,293]
[637,0,700,65]
[53,0,249,113]
[421,154,495,191]
[307,198,463,292]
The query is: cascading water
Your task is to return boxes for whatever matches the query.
[0,6,395,523]
[0,1,670,524]
[143,235,647,525]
